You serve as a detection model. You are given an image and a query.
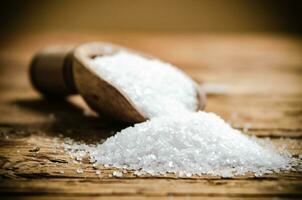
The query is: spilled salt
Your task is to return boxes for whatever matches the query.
[63,50,297,177]
[65,111,293,177]
[112,171,123,177]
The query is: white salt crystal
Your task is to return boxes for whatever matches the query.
[185,172,192,177]
[178,171,185,177]
[89,51,198,118]
[95,170,101,175]
[92,163,98,169]
[112,171,123,177]
[243,123,252,132]
[134,171,144,176]
[76,168,83,174]
[75,156,82,162]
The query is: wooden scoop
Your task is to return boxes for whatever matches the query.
[30,42,206,123]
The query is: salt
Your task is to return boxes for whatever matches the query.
[67,112,292,177]
[112,171,123,177]
[63,50,298,177]
[89,51,198,117]
[243,123,251,132]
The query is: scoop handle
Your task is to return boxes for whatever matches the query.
[29,45,78,98]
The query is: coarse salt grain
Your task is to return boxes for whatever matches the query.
[112,171,123,177]
[63,50,298,177]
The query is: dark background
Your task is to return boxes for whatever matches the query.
[1,0,301,35]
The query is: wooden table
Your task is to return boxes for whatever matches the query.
[0,32,301,199]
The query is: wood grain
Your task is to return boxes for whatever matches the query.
[0,32,302,199]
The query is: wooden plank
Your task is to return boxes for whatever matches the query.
[0,179,302,198]
[1,197,299,200]
[2,197,296,200]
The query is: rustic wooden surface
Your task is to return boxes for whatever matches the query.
[0,32,302,199]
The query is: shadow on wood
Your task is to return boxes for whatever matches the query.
[4,98,127,143]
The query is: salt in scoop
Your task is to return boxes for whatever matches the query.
[30,42,206,123]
